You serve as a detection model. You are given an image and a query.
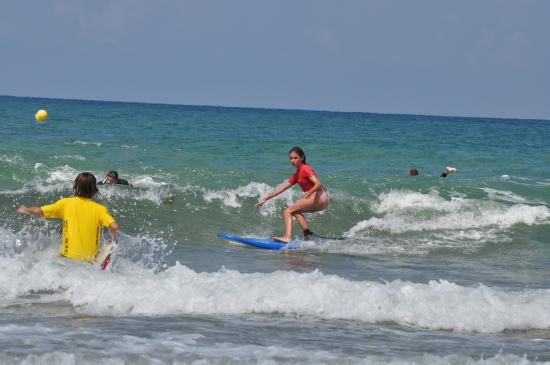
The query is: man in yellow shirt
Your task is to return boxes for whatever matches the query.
[16,172,119,263]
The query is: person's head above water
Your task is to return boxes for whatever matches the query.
[73,172,99,198]
[105,170,119,184]
[408,168,419,176]
[289,146,306,166]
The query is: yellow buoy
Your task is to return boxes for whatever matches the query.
[35,109,48,122]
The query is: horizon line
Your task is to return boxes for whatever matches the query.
[1,93,547,123]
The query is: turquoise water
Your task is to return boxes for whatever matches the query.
[1,95,549,364]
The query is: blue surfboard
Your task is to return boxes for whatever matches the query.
[217,233,301,250]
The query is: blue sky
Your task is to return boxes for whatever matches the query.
[1,1,549,119]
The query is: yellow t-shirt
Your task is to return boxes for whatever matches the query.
[41,197,116,262]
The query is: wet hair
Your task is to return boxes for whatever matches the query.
[288,146,307,164]
[107,170,119,179]
[409,168,419,176]
[73,172,99,198]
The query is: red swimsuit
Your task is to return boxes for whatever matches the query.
[288,164,316,192]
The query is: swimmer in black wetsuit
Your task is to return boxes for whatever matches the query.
[97,170,131,186]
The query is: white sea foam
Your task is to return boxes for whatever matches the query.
[347,190,550,237]
[1,244,549,333]
[0,350,545,365]
[97,185,160,204]
[5,169,321,211]
[337,189,550,255]
[43,165,80,184]
[68,267,550,333]
[52,155,86,161]
[68,141,102,147]
[0,154,24,165]
[481,188,545,204]
[0,228,25,257]
[97,176,171,205]
[130,175,168,188]
[2,164,174,205]
[13,164,79,194]
[201,181,296,215]
[0,164,78,195]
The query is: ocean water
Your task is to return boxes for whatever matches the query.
[0,95,549,364]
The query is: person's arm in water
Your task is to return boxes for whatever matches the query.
[16,205,44,217]
[109,222,120,242]
[256,181,293,208]
[303,175,323,199]
[440,166,457,177]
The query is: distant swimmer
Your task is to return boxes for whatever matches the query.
[256,146,329,243]
[97,170,131,186]
[16,172,120,263]
[440,166,457,177]
[409,166,457,177]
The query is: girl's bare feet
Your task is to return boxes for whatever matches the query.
[273,236,290,243]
